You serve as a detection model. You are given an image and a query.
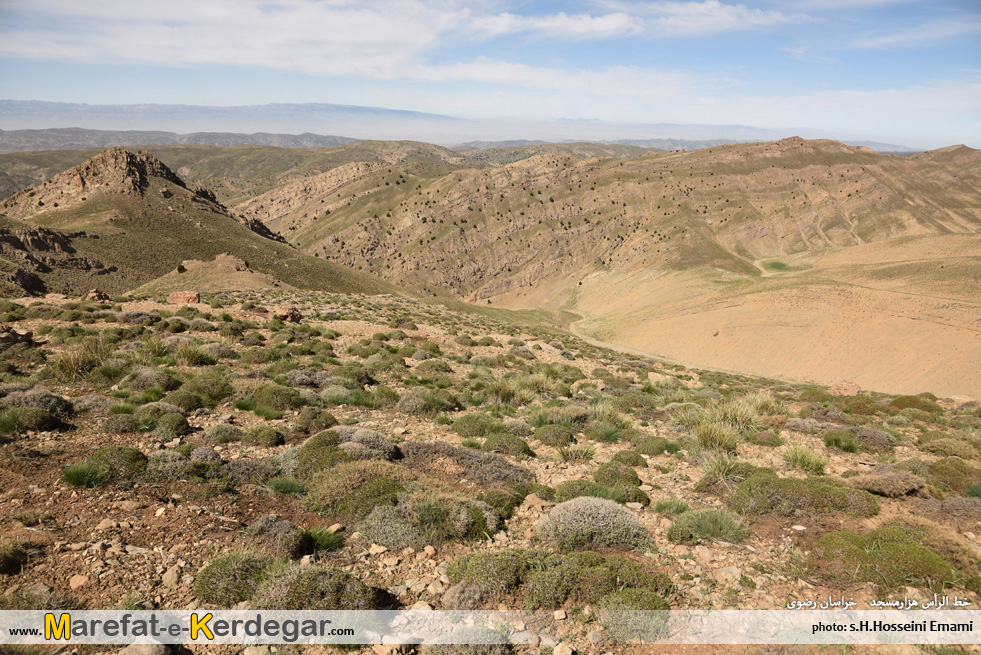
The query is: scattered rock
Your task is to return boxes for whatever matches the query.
[274,306,302,323]
[166,291,200,304]
[829,381,861,397]
[69,575,88,590]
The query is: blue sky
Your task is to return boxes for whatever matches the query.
[0,0,979,147]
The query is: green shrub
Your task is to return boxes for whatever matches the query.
[154,412,190,438]
[295,407,338,434]
[62,461,110,487]
[920,439,979,460]
[891,395,943,413]
[667,510,748,544]
[250,565,378,610]
[89,446,148,480]
[306,461,415,522]
[180,369,233,404]
[927,457,981,495]
[584,421,623,443]
[594,462,642,488]
[266,477,306,495]
[101,414,142,433]
[400,490,499,545]
[554,479,626,504]
[611,449,647,468]
[357,505,425,550]
[251,384,305,412]
[535,497,650,550]
[161,389,204,412]
[557,444,596,462]
[824,429,858,453]
[295,431,351,480]
[202,423,242,445]
[598,588,670,641]
[12,407,57,431]
[453,414,502,438]
[635,436,668,456]
[746,429,784,447]
[653,499,689,515]
[814,524,954,591]
[694,420,740,453]
[447,549,541,600]
[731,471,879,517]
[306,527,343,552]
[694,455,764,494]
[242,425,284,447]
[782,445,827,475]
[534,424,574,447]
[193,553,270,606]
[482,433,533,458]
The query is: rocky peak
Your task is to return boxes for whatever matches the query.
[0,147,215,221]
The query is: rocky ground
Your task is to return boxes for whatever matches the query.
[0,290,979,655]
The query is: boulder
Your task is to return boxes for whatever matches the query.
[274,306,302,323]
[167,291,200,304]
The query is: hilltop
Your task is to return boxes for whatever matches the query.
[0,148,397,297]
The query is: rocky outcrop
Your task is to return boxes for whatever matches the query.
[167,292,201,304]
[0,224,113,296]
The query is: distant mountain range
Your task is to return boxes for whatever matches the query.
[0,127,358,154]
[0,100,919,152]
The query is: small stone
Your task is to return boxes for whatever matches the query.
[327,523,344,533]
[626,502,643,510]
[154,507,167,517]
[368,544,389,555]
[95,518,117,531]
[588,630,604,643]
[243,647,271,655]
[424,545,436,556]
[161,565,181,589]
[409,601,433,611]
[791,525,806,531]
[553,609,567,620]
[554,644,575,655]
[69,575,88,590]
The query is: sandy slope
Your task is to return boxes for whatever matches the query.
[498,234,981,399]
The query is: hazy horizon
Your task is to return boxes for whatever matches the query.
[0,1,979,149]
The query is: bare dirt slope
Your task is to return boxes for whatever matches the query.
[560,234,981,399]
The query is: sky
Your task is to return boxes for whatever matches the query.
[0,0,979,147]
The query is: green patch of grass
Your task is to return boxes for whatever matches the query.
[62,461,110,487]
[782,444,827,475]
[731,470,879,517]
[557,444,596,463]
[653,499,689,515]
[306,527,343,552]
[667,509,748,544]
[813,523,954,592]
[266,477,306,495]
[824,429,858,453]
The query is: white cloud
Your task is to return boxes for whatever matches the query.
[599,0,803,36]
[851,19,981,49]
[0,0,808,80]
[470,11,641,39]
